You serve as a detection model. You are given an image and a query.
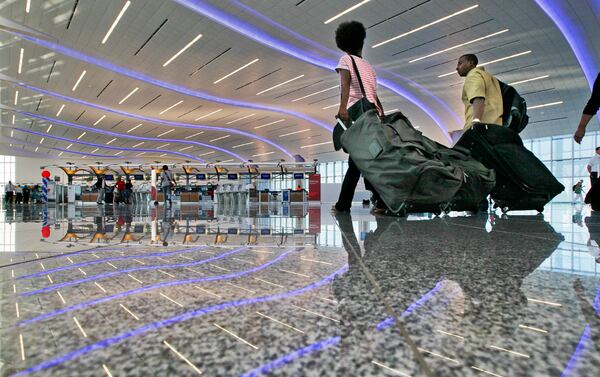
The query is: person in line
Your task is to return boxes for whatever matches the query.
[574,73,600,144]
[124,178,133,205]
[22,185,30,204]
[115,177,126,205]
[96,176,105,205]
[451,53,503,142]
[15,185,23,204]
[587,147,600,188]
[332,20,385,214]
[4,180,14,205]
[160,165,176,207]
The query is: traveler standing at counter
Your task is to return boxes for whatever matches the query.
[4,181,14,205]
[160,165,176,207]
[96,176,106,205]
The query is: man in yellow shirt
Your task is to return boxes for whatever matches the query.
[451,54,503,141]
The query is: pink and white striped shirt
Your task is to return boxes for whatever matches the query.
[336,54,382,115]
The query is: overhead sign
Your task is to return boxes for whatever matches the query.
[293,173,304,179]
[227,173,238,180]
[196,173,206,180]
[260,173,271,180]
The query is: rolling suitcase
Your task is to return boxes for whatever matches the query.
[341,110,495,215]
[456,123,564,212]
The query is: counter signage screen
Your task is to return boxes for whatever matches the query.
[227,173,238,180]
[260,173,271,180]
[133,174,144,180]
[293,173,304,179]
[104,174,114,181]
[196,174,206,180]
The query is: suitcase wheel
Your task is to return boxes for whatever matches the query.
[536,207,544,213]
[501,206,509,214]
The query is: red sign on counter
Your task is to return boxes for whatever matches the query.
[308,173,321,201]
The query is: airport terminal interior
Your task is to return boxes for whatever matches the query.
[1,1,600,376]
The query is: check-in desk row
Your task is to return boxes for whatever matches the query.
[215,184,253,207]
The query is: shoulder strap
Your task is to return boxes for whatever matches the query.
[348,55,367,98]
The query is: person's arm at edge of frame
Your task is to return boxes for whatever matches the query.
[574,73,600,144]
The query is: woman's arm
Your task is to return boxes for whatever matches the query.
[337,69,351,122]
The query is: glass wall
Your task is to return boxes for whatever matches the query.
[0,155,15,185]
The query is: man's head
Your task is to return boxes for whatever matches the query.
[596,147,600,155]
[162,165,169,171]
[456,54,478,77]
[335,21,366,54]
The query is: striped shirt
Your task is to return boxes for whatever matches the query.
[336,55,382,115]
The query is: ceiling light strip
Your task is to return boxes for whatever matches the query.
[25,0,30,13]
[528,101,563,110]
[373,4,479,48]
[127,123,142,133]
[256,75,304,95]
[184,131,204,139]
[409,29,509,63]
[56,104,65,117]
[232,142,254,149]
[77,132,86,140]
[132,141,144,148]
[209,135,230,142]
[322,103,339,110]
[199,151,214,156]
[72,70,87,91]
[46,124,52,133]
[156,143,170,149]
[300,141,333,148]
[279,129,310,137]
[93,115,106,125]
[438,50,532,78]
[163,33,203,67]
[324,0,370,24]
[159,100,183,115]
[157,128,175,137]
[252,151,275,157]
[14,90,19,105]
[119,87,139,104]
[106,138,117,145]
[508,75,549,86]
[101,1,131,44]
[195,108,222,120]
[18,48,24,74]
[292,85,338,102]
[214,59,259,84]
[254,119,285,129]
[178,146,193,151]
[226,113,255,124]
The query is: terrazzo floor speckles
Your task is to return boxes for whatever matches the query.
[0,203,599,376]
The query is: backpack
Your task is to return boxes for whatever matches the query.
[498,80,528,133]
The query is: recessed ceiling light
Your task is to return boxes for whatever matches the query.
[18,48,24,74]
[292,85,338,102]
[66,143,72,149]
[56,104,65,117]
[135,152,145,156]
[35,147,39,152]
[119,87,139,104]
[179,146,193,151]
[106,138,117,145]
[72,70,87,91]
[114,151,123,155]
[184,131,204,139]
[39,137,44,144]
[132,141,144,148]
[373,4,479,48]
[81,155,87,159]
[300,141,333,148]
[279,129,310,137]
[91,148,99,153]
[101,1,131,44]
[508,75,549,86]
[11,115,15,125]
[252,152,275,157]
[254,119,285,129]
[46,124,52,133]
[159,153,167,157]
[199,151,215,156]
[93,115,106,125]
[256,75,304,95]
[163,33,203,67]
[58,151,63,156]
[159,100,183,115]
[157,128,175,137]
[324,0,370,24]
[232,142,254,149]
[127,123,142,133]
[209,135,231,142]
[77,131,86,140]
[25,0,30,13]
[438,50,532,78]
[14,90,18,105]
[409,29,509,63]
[195,109,222,120]
[156,143,170,149]
[528,101,563,109]
[226,113,255,125]
[322,103,339,110]
[213,59,259,84]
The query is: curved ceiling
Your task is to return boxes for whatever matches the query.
[1,0,599,164]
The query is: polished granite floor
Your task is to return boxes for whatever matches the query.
[0,202,598,376]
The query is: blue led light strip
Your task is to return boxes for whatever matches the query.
[12,264,349,376]
[15,82,292,159]
[12,128,206,162]
[2,137,117,159]
[10,30,332,133]
[18,247,296,325]
[17,245,208,279]
[20,246,248,297]
[173,0,456,141]
[16,109,247,162]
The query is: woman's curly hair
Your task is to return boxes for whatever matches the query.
[335,21,366,53]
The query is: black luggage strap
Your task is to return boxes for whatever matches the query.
[349,55,368,99]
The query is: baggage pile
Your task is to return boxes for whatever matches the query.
[340,109,563,215]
